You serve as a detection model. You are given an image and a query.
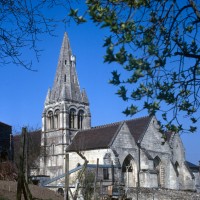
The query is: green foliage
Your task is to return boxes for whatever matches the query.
[78,169,95,200]
[69,0,200,133]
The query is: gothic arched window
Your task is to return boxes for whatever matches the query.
[78,110,84,129]
[154,156,164,187]
[69,108,76,129]
[122,154,137,187]
[47,111,54,130]
[154,156,161,170]
[54,109,60,129]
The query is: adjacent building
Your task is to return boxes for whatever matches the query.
[0,122,13,162]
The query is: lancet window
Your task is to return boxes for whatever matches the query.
[52,144,55,155]
[175,161,180,177]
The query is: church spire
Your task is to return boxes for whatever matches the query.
[50,32,82,102]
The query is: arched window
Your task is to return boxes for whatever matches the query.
[122,154,137,187]
[69,109,76,129]
[175,161,180,177]
[54,109,60,129]
[154,156,164,187]
[154,156,161,170]
[58,188,64,196]
[47,111,54,130]
[52,144,55,155]
[77,110,84,129]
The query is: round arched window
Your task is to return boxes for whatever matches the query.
[69,109,76,128]
[54,109,60,129]
[47,111,54,129]
[78,110,84,129]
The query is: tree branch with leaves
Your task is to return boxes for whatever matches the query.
[70,0,200,134]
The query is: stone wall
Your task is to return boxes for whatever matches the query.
[127,188,200,200]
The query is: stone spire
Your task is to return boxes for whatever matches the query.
[50,32,82,102]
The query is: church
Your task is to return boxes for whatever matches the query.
[38,33,200,199]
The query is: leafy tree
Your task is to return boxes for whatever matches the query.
[70,0,200,134]
[76,169,95,200]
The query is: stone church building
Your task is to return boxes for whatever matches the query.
[38,33,200,198]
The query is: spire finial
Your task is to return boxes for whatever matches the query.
[45,88,51,104]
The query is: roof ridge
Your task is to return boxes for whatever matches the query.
[92,121,121,129]
[91,115,150,130]
[122,115,151,123]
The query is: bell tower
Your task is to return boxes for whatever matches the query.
[40,33,91,177]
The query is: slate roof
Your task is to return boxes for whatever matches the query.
[0,121,11,128]
[67,116,152,152]
[165,131,174,142]
[126,115,152,142]
[186,161,199,172]
[184,161,195,179]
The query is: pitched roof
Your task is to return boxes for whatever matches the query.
[0,121,11,128]
[164,131,175,142]
[186,161,199,172]
[67,122,121,152]
[67,116,152,152]
[126,115,152,143]
[184,161,195,179]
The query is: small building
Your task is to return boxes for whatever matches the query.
[0,122,13,161]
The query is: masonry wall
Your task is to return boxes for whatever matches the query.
[141,117,179,189]
[127,188,200,200]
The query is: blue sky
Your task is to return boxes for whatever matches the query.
[0,6,199,165]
